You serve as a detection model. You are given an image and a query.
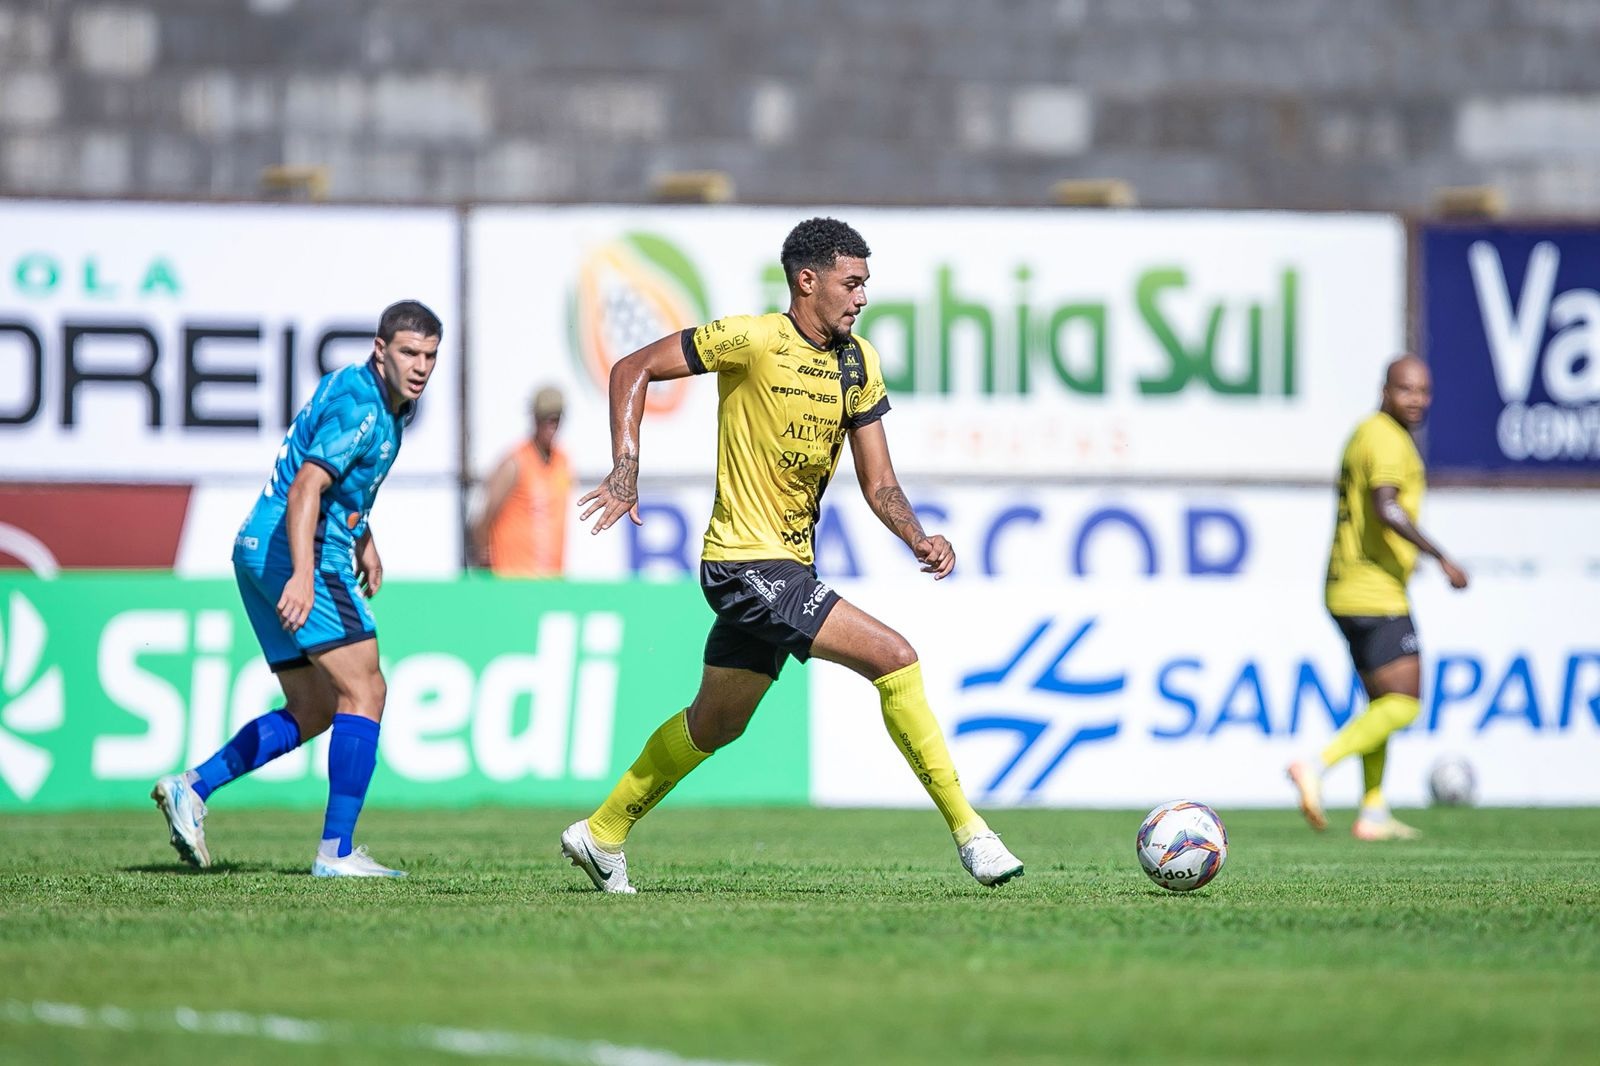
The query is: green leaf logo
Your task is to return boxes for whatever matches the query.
[0,592,64,802]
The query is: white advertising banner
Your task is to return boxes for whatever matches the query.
[467,207,1403,479]
[175,483,462,578]
[808,577,1599,808]
[566,481,1600,587]
[0,201,460,478]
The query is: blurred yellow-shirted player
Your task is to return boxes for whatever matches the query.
[557,217,1023,893]
[1289,355,1470,840]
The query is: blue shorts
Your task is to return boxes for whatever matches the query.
[234,538,376,673]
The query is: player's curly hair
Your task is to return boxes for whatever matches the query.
[780,217,871,288]
[377,299,443,343]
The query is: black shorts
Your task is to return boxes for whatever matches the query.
[1333,614,1420,674]
[700,559,842,680]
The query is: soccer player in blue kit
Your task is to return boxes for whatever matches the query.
[151,300,441,877]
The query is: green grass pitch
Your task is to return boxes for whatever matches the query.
[2,806,1597,1065]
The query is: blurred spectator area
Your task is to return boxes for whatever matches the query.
[3,0,1600,212]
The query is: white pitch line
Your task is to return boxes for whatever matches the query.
[1,1000,768,1066]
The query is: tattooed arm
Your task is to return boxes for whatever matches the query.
[577,332,694,534]
[849,420,955,579]
[1372,485,1469,589]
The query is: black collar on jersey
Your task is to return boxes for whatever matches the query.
[785,312,845,352]
[367,355,417,420]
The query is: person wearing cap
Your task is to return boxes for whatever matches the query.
[473,385,572,577]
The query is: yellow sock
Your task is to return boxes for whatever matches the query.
[874,662,987,845]
[1361,742,1387,810]
[1321,692,1419,769]
[587,709,710,848]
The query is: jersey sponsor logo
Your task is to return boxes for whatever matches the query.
[741,568,786,603]
[776,451,811,470]
[350,410,377,451]
[794,364,841,380]
[801,582,832,616]
[769,384,838,403]
[710,332,750,356]
[780,421,846,444]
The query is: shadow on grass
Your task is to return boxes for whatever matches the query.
[554,882,867,896]
[119,862,310,876]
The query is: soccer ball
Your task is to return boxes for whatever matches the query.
[1136,800,1228,892]
[1428,756,1477,807]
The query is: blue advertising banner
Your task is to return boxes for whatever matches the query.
[1421,224,1600,474]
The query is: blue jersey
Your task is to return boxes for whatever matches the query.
[239,357,411,573]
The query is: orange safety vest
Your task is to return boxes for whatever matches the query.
[487,441,571,577]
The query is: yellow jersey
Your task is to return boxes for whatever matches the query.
[1325,411,1425,617]
[682,312,890,565]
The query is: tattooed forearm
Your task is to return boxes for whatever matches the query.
[872,485,925,546]
[607,453,640,505]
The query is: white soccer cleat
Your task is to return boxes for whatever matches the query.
[1352,812,1422,841]
[311,845,407,878]
[151,774,211,869]
[1287,760,1328,832]
[959,830,1024,887]
[561,819,636,894]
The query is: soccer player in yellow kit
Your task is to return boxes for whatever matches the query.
[1289,355,1469,840]
[560,217,1023,892]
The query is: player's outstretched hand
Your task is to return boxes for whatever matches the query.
[1441,558,1469,590]
[277,571,315,631]
[578,460,643,534]
[915,535,956,580]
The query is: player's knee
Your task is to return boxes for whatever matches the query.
[686,701,753,752]
[880,635,917,675]
[291,705,336,739]
[341,673,387,717]
[705,718,747,750]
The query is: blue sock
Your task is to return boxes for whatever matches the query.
[191,709,303,801]
[321,713,380,858]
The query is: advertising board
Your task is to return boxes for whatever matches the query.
[1420,223,1600,475]
[0,577,806,811]
[0,201,460,479]
[810,577,1600,808]
[468,208,1403,480]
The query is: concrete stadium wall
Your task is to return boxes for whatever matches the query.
[4,0,1600,212]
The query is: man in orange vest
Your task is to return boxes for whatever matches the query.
[474,386,572,577]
